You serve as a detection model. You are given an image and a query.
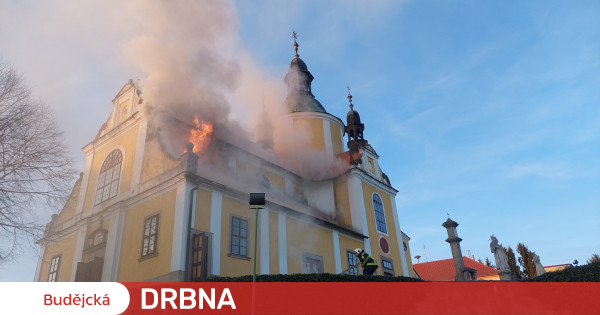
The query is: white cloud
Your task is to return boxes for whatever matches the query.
[506,163,571,180]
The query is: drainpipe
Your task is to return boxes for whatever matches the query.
[183,142,199,281]
[184,184,199,281]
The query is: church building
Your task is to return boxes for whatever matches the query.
[35,37,416,282]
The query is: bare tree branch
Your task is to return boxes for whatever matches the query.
[0,60,77,263]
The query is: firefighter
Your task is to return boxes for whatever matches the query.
[355,248,378,275]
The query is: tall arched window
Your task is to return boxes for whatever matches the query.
[373,193,387,234]
[260,174,271,189]
[94,150,123,205]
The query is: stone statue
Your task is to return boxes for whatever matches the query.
[490,236,510,272]
[533,253,546,276]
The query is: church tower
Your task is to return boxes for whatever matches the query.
[284,32,345,159]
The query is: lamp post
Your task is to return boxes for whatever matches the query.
[249,193,265,282]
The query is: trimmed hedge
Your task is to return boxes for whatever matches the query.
[201,262,600,282]
[525,262,600,282]
[203,273,424,282]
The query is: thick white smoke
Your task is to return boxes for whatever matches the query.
[120,0,349,182]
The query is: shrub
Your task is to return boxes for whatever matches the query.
[525,262,600,282]
[202,273,425,282]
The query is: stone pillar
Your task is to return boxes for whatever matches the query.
[442,218,467,281]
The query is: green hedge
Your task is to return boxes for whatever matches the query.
[203,273,424,282]
[525,262,600,282]
[202,263,600,282]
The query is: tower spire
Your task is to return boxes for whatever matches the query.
[292,31,299,59]
[347,86,353,110]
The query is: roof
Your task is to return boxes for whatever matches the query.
[413,257,498,281]
[543,263,572,269]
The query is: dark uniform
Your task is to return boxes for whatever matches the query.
[357,251,378,275]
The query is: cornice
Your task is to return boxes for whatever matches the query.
[82,112,143,154]
[349,166,398,195]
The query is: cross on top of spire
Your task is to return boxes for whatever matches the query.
[292,31,299,58]
[347,86,353,110]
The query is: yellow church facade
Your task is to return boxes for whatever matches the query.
[35,41,416,282]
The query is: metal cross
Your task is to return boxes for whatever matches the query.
[292,31,298,41]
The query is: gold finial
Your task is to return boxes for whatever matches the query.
[292,31,299,58]
[347,86,353,110]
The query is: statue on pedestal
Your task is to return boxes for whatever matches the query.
[533,253,546,276]
[490,235,512,280]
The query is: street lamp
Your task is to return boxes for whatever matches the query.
[249,193,265,282]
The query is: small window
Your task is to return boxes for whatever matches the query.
[230,216,248,257]
[381,257,394,277]
[373,194,388,234]
[141,214,159,258]
[94,150,123,205]
[346,250,358,275]
[48,254,61,282]
[303,252,323,274]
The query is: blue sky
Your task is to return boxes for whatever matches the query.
[234,1,600,266]
[0,0,598,280]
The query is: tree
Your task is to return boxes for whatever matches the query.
[485,257,495,268]
[587,254,600,265]
[503,246,522,280]
[0,61,76,262]
[517,243,537,278]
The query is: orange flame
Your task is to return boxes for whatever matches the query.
[187,116,213,154]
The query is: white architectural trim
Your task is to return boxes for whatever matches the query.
[332,230,342,273]
[323,120,333,157]
[76,151,94,214]
[102,206,126,281]
[209,191,223,276]
[390,198,409,276]
[69,225,88,281]
[353,168,398,195]
[284,176,293,195]
[277,211,287,274]
[130,119,148,193]
[347,175,371,254]
[33,246,46,281]
[170,181,193,273]
[260,208,269,274]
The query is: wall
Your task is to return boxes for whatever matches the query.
[219,196,256,277]
[361,182,406,276]
[285,216,334,274]
[117,189,176,281]
[82,125,140,212]
[38,233,79,282]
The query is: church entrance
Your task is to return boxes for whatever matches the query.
[75,227,107,281]
[75,256,104,281]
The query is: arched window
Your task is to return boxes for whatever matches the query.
[260,174,271,189]
[94,150,123,205]
[373,193,387,234]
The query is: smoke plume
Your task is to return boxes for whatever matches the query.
[121,0,348,182]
